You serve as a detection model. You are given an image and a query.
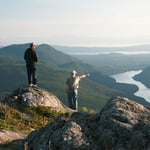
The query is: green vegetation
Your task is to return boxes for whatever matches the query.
[0,103,64,133]
[0,104,99,131]
[0,103,96,133]
[0,43,82,68]
[0,43,149,148]
[81,107,95,114]
[75,53,150,75]
[54,45,150,75]
[0,57,122,111]
[134,66,150,88]
[0,43,147,110]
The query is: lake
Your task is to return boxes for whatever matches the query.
[111,70,150,103]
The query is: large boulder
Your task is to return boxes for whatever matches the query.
[24,96,150,150]
[2,86,68,112]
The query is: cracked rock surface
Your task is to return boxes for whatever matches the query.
[25,97,150,150]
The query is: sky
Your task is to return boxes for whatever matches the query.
[1,0,150,47]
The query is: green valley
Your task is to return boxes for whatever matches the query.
[0,43,148,111]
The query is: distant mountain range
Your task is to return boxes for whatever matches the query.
[0,43,149,110]
[52,45,150,76]
[53,44,150,54]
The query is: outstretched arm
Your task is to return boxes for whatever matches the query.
[79,73,90,79]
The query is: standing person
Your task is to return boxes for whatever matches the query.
[65,70,90,110]
[24,43,38,87]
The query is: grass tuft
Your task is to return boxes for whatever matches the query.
[0,103,68,133]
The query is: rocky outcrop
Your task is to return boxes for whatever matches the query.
[24,96,150,150]
[2,86,68,112]
[0,130,27,144]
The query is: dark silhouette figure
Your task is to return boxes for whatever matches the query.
[24,43,38,86]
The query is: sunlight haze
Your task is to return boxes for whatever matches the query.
[1,0,150,46]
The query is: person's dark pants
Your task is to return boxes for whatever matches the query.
[26,64,37,85]
[67,89,78,110]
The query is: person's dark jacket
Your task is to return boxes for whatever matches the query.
[24,48,38,65]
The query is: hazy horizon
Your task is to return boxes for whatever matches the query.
[1,0,150,47]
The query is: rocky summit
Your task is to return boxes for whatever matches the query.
[24,96,150,150]
[2,86,67,112]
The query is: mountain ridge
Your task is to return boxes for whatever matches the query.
[53,44,150,53]
[0,43,149,109]
[0,57,122,111]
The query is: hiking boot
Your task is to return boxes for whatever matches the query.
[33,84,38,87]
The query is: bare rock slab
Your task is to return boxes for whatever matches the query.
[2,86,67,112]
[25,96,150,150]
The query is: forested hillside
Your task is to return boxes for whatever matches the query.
[0,44,91,72]
[0,43,148,110]
[74,53,150,75]
[134,66,150,88]
[53,45,150,75]
[0,57,122,111]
